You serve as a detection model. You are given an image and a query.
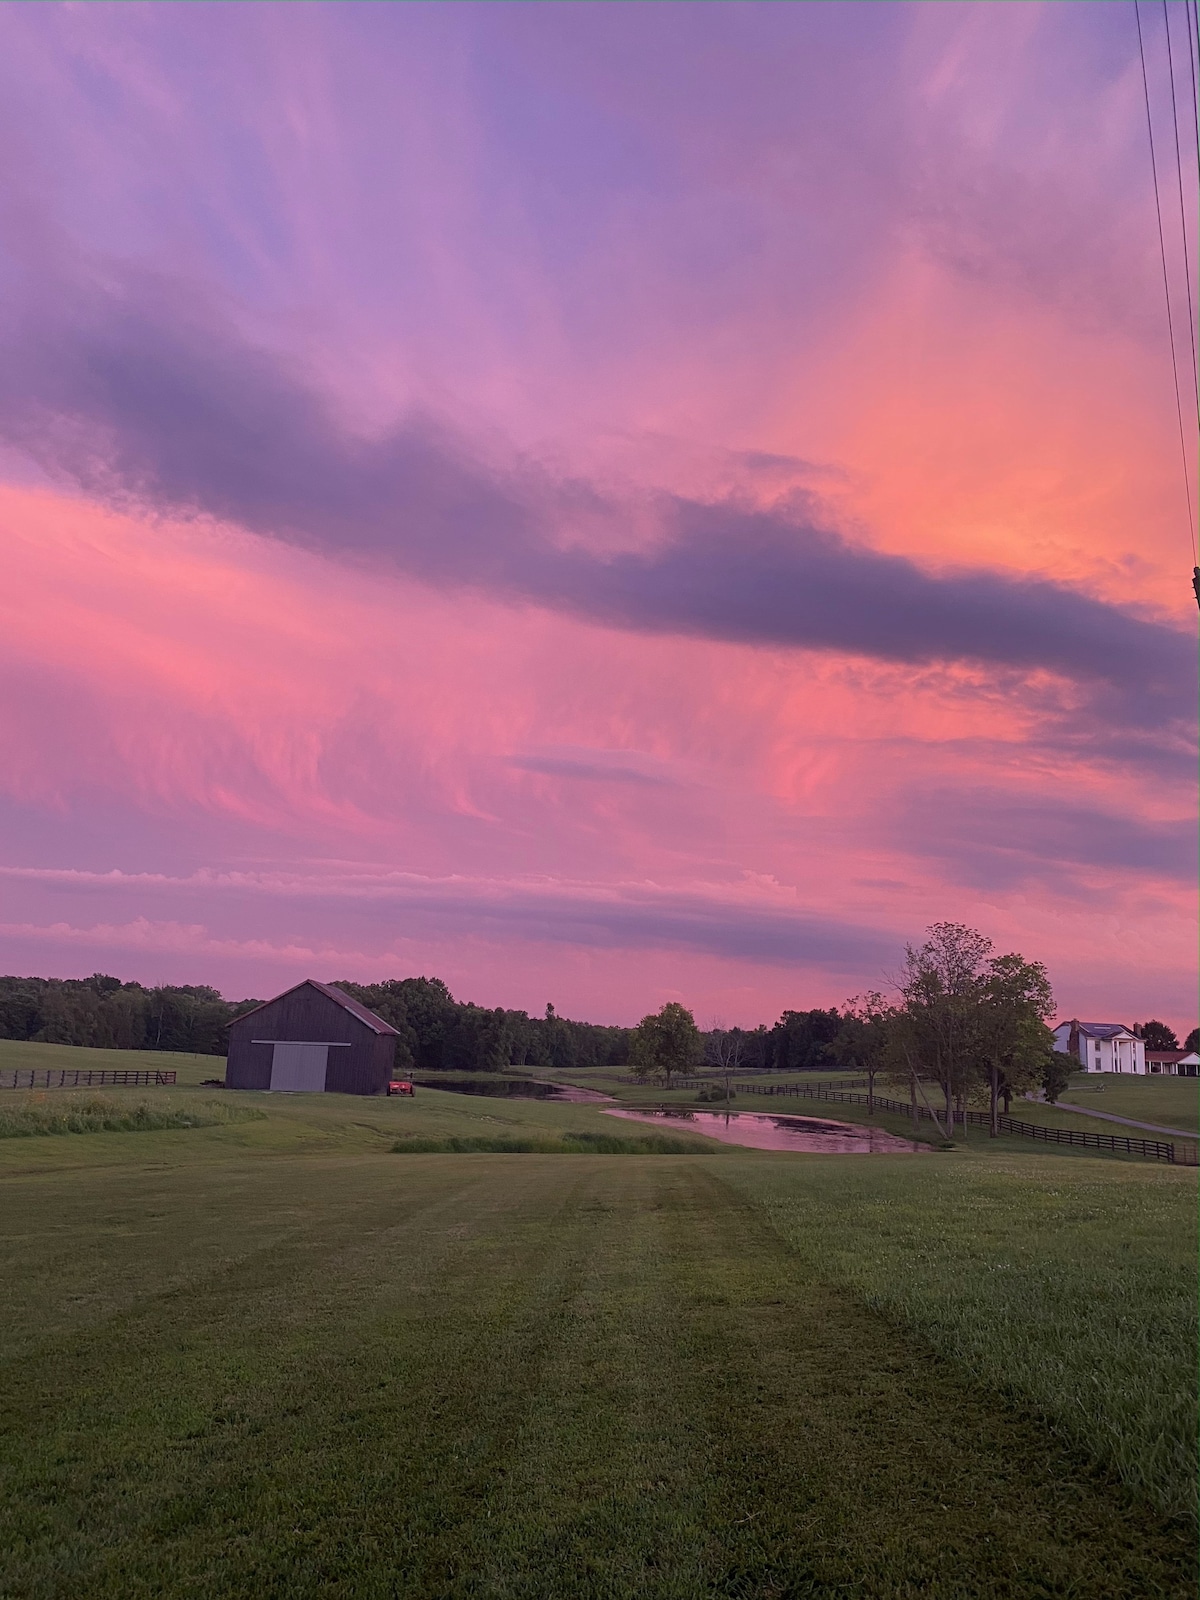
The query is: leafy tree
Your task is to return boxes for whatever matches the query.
[1041,1050,1073,1105]
[896,922,993,1139]
[833,992,896,1112]
[1185,1028,1200,1055]
[1134,1020,1179,1051]
[765,1008,841,1071]
[0,974,261,1055]
[631,1002,702,1087]
[977,953,1055,1133]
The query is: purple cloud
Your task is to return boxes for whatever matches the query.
[0,263,1192,746]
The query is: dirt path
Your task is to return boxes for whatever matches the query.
[1054,1099,1197,1139]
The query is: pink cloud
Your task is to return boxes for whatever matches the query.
[0,4,1194,1032]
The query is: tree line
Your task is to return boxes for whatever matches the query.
[0,970,881,1074]
[630,924,1198,1137]
[0,972,632,1072]
[0,974,261,1056]
[331,980,631,1074]
[1,956,1193,1085]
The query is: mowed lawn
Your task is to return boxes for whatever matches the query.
[0,1080,1196,1598]
[1052,1073,1200,1134]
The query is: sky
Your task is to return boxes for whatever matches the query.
[0,1,1196,1031]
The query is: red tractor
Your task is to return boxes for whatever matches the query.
[387,1079,415,1097]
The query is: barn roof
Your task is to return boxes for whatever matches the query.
[234,979,399,1036]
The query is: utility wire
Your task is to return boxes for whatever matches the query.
[1134,0,1198,571]
[1162,0,1199,408]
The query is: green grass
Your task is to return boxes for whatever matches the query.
[0,1093,265,1139]
[724,1156,1198,1524]
[0,1037,224,1086]
[0,1048,1195,1596]
[1053,1073,1200,1134]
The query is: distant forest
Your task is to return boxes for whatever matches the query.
[0,972,848,1074]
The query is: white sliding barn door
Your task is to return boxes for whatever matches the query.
[269,1042,330,1092]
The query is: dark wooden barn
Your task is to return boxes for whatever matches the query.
[226,980,398,1095]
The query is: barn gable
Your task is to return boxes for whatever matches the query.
[226,980,398,1096]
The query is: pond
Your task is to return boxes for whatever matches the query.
[603,1107,926,1154]
[412,1077,611,1103]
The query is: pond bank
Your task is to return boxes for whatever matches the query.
[604,1106,926,1153]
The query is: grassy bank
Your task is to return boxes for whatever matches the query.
[392,1128,722,1155]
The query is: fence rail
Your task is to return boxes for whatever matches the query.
[617,1074,868,1090]
[732,1080,1196,1165]
[0,1069,178,1090]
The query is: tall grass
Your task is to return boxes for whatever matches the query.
[0,1096,266,1139]
[392,1129,718,1155]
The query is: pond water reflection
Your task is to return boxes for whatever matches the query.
[604,1107,925,1154]
[414,1077,611,1103]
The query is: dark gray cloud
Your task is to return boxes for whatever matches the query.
[898,788,1198,889]
[0,861,896,971]
[387,883,895,968]
[1,264,1193,739]
[508,754,678,787]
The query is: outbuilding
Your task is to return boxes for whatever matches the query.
[1145,1049,1200,1077]
[226,979,398,1095]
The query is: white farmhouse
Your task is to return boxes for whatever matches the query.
[1052,1020,1146,1074]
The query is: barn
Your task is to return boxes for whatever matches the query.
[226,979,399,1095]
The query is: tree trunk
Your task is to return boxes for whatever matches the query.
[989,1065,999,1138]
[914,1073,949,1140]
[943,1078,954,1139]
[867,1067,875,1114]
[910,1074,919,1134]
[1002,1084,1011,1114]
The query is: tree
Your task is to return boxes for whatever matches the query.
[1185,1028,1200,1055]
[1135,1020,1179,1051]
[977,953,1055,1134]
[706,1021,745,1102]
[631,1002,702,1087]
[766,1008,841,1071]
[1042,1051,1072,1105]
[896,923,994,1139]
[833,992,895,1113]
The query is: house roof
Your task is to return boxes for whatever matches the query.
[1065,1021,1136,1041]
[234,979,399,1036]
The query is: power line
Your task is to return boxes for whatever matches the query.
[1134,0,1197,569]
[1161,0,1199,409]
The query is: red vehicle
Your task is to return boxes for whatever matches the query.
[387,1079,415,1096]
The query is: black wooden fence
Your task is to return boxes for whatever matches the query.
[735,1080,1197,1165]
[0,1069,178,1090]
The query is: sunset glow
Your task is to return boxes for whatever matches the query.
[1,2,1195,1028]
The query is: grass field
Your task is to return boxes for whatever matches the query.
[0,1050,1196,1597]
[0,1037,226,1086]
[1051,1073,1200,1134]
